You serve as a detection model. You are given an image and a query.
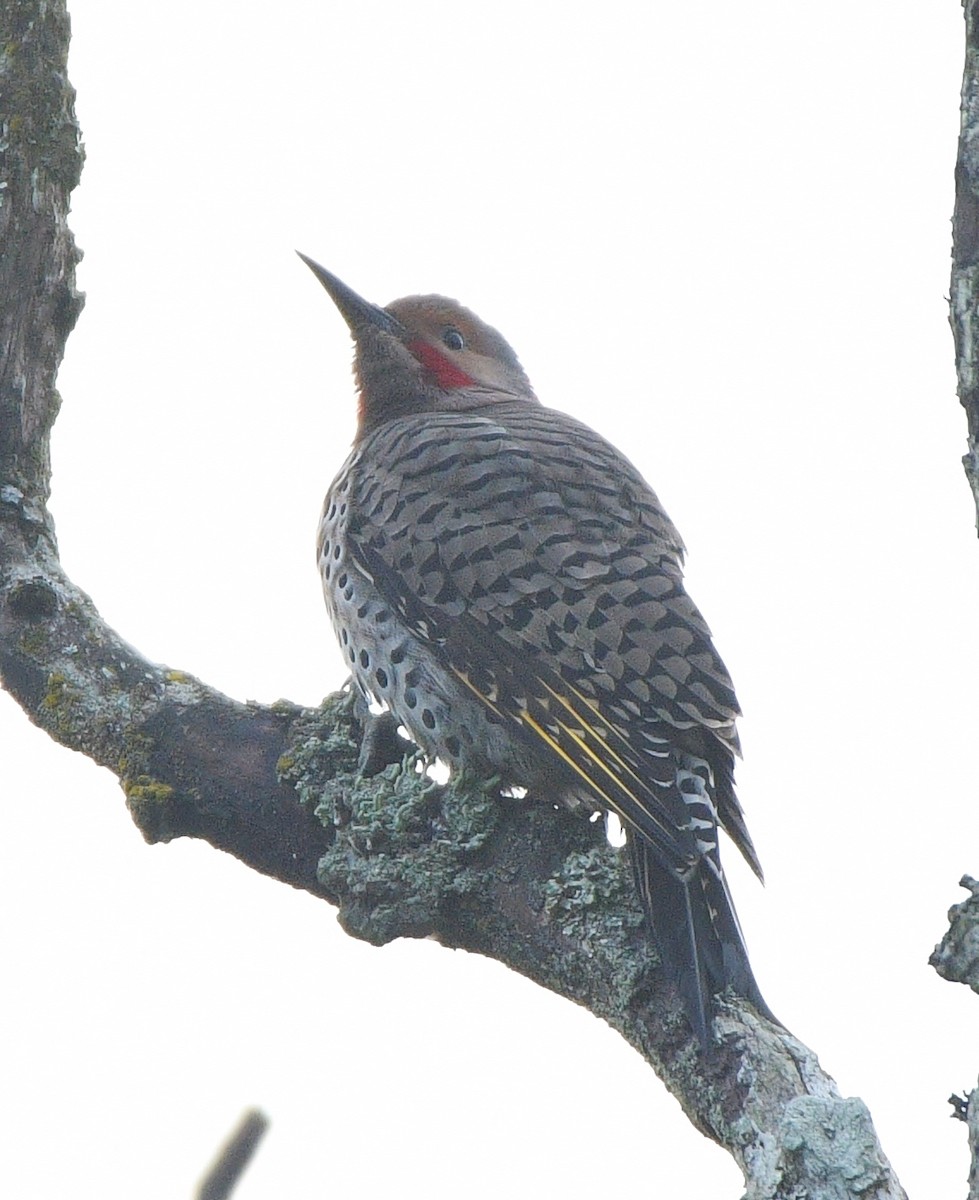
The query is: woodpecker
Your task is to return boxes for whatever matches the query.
[300,254,771,1047]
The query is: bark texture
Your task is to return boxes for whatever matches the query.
[933,877,979,1200]
[0,3,909,1197]
[946,2,979,1188]
[953,0,979,530]
[968,1090,979,1200]
[932,876,979,993]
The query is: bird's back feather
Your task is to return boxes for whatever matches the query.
[323,400,769,1043]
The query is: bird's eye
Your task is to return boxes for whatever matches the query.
[442,327,465,352]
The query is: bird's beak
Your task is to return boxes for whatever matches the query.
[296,253,405,338]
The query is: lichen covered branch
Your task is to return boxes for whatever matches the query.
[951,0,979,531]
[943,4,979,1186]
[932,878,979,1200]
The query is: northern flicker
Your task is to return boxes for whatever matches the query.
[300,254,771,1047]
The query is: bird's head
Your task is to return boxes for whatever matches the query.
[298,254,537,434]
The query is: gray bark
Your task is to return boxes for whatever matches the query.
[932,877,979,1200]
[932,876,979,994]
[946,0,979,1188]
[953,0,979,531]
[0,2,916,1196]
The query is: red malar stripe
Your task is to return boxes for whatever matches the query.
[409,339,475,389]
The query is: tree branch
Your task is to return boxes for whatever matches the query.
[196,1109,269,1200]
[0,3,908,1196]
[952,0,979,532]
[937,8,979,1193]
[933,877,979,1200]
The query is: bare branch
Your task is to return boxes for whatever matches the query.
[948,2,979,1183]
[932,876,979,992]
[0,2,910,1196]
[951,0,979,532]
[933,879,979,1200]
[196,1109,269,1200]
[967,1090,979,1200]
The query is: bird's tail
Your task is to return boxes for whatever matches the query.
[628,835,774,1048]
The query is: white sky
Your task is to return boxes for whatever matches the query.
[1,3,973,1196]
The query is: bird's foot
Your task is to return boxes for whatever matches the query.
[352,698,415,777]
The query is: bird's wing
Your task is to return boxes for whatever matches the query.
[347,405,760,880]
